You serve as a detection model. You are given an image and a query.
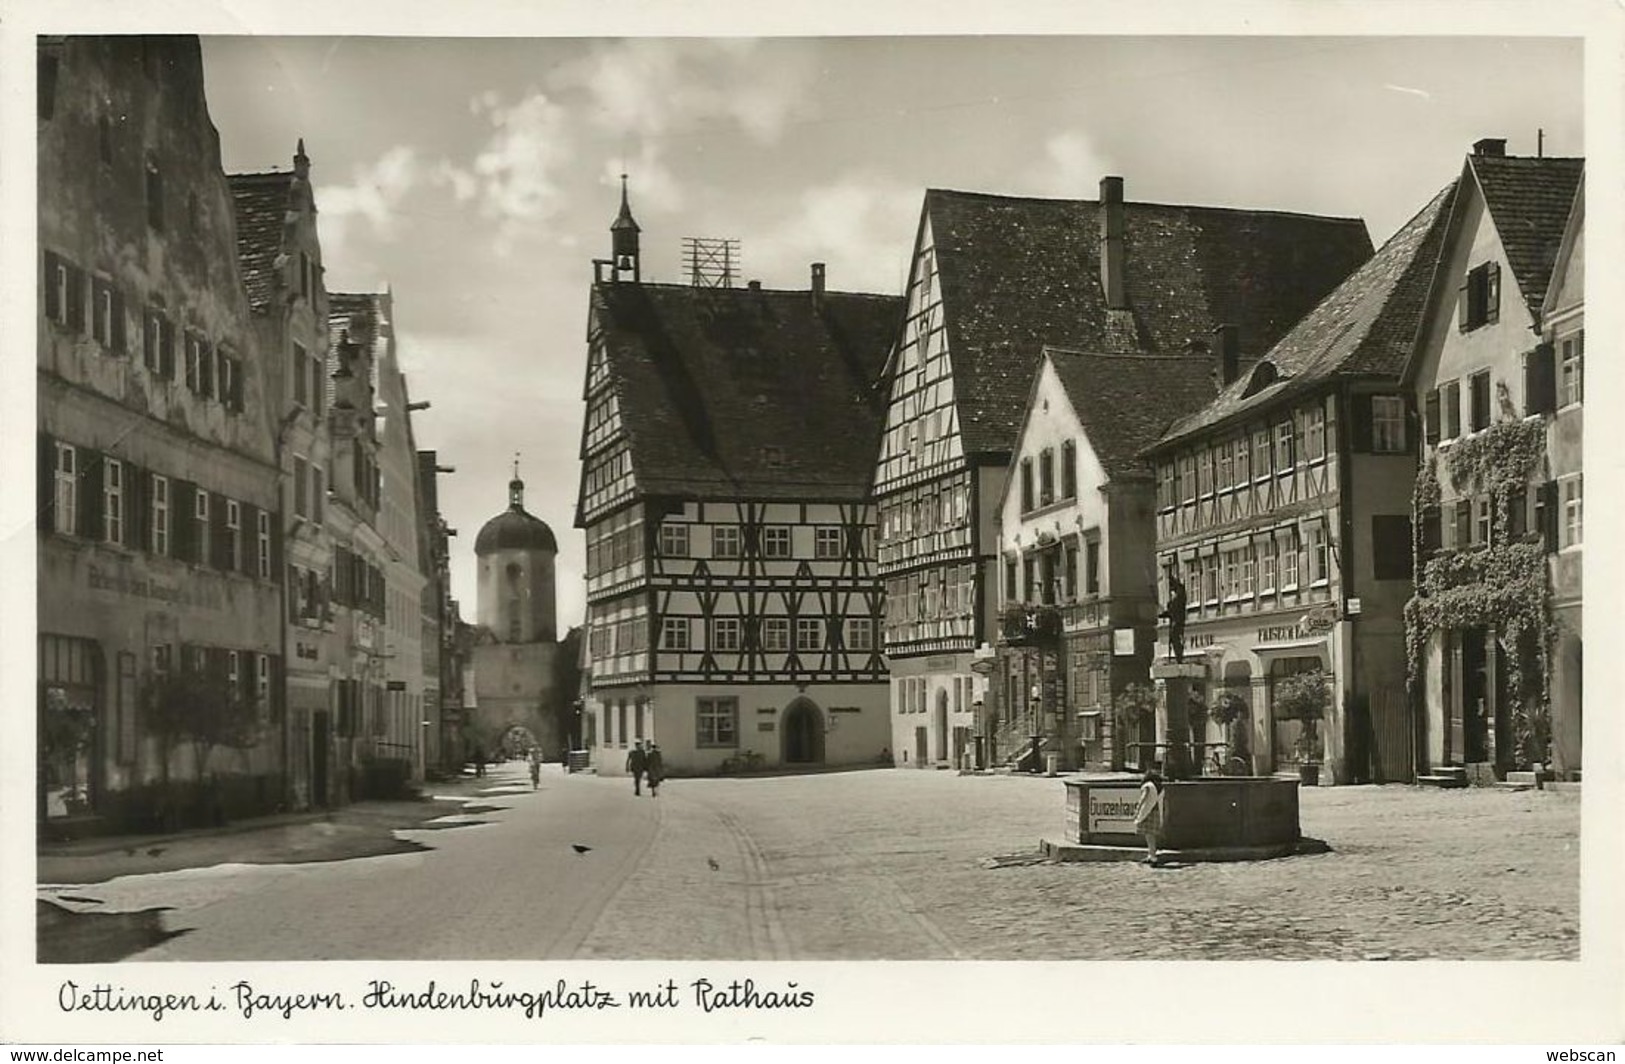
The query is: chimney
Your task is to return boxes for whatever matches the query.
[1473,137,1507,158]
[811,262,826,311]
[1099,176,1126,309]
[747,280,762,291]
[293,137,310,180]
[1215,324,1240,385]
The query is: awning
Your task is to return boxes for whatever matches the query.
[1252,637,1329,657]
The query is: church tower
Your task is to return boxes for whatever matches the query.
[474,458,558,643]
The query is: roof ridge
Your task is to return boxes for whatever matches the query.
[927,185,1364,225]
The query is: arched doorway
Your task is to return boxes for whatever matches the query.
[781,698,825,764]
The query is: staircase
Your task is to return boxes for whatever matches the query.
[1416,765,1468,789]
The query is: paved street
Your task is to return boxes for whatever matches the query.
[39,762,1579,961]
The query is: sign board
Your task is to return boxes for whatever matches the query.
[1086,786,1144,836]
[1113,628,1136,656]
[1300,605,1339,633]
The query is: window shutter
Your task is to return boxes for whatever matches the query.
[231,357,245,411]
[240,502,258,574]
[1457,282,1470,331]
[1524,343,1556,416]
[1349,394,1374,453]
[38,432,55,533]
[269,508,283,574]
[160,323,176,380]
[270,655,284,724]
[80,448,104,539]
[1420,506,1442,559]
[1453,499,1472,548]
[67,267,87,334]
[1508,490,1528,540]
[128,465,149,552]
[173,479,196,561]
[111,289,127,354]
[1486,263,1500,324]
[43,253,61,322]
[1540,480,1559,553]
[210,491,228,569]
[1423,390,1441,445]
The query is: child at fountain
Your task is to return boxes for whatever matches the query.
[1134,768,1165,866]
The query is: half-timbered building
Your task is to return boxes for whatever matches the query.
[1147,179,1459,786]
[1403,143,1584,784]
[875,177,1373,769]
[576,190,903,775]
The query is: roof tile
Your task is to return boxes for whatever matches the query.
[1470,155,1584,319]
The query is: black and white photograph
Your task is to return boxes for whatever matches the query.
[4,1,1622,1049]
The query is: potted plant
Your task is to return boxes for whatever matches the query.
[1273,667,1330,786]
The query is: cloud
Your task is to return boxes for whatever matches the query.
[599,146,683,215]
[556,39,816,146]
[317,145,424,260]
[440,90,576,251]
[746,174,919,295]
[1034,130,1116,198]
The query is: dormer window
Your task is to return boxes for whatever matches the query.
[1242,360,1279,398]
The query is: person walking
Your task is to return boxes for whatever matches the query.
[626,740,648,796]
[473,744,487,778]
[645,743,665,797]
[528,746,543,789]
[1134,767,1166,866]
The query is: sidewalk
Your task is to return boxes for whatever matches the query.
[37,764,533,886]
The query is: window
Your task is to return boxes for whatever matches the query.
[796,617,823,652]
[661,617,689,651]
[1157,463,1175,510]
[815,526,843,560]
[1039,449,1055,505]
[1062,543,1078,599]
[1020,458,1035,511]
[1223,549,1241,600]
[185,333,208,395]
[1085,538,1100,596]
[1424,390,1441,446]
[293,455,309,517]
[144,309,174,377]
[1217,445,1233,491]
[1308,523,1329,584]
[1371,396,1407,453]
[225,499,241,571]
[1459,261,1501,331]
[696,696,738,748]
[54,443,77,534]
[1476,496,1492,546]
[92,278,123,351]
[1281,530,1300,589]
[1563,476,1583,548]
[1022,556,1037,602]
[659,522,689,557]
[1253,430,1271,480]
[293,342,309,406]
[151,474,170,556]
[1240,547,1255,598]
[1004,558,1018,603]
[762,617,790,652]
[1259,538,1277,593]
[847,616,874,651]
[1560,333,1584,408]
[1198,449,1213,497]
[194,489,210,563]
[1372,515,1412,580]
[1451,498,1472,550]
[713,617,741,652]
[1440,380,1461,440]
[1274,422,1295,473]
[256,510,270,578]
[218,351,240,412]
[1061,440,1077,498]
[1469,371,1492,432]
[1305,407,1326,461]
[145,159,164,230]
[45,253,71,327]
[103,458,124,546]
[713,525,741,558]
[226,651,240,696]
[1202,553,1220,602]
[310,351,326,417]
[762,526,791,558]
[256,653,271,719]
[1179,456,1197,504]
[1234,438,1250,486]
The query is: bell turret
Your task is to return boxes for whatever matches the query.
[610,174,641,282]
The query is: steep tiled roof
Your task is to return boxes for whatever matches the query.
[1470,154,1584,319]
[1046,349,1218,481]
[926,188,1373,455]
[227,170,294,312]
[331,291,384,347]
[1154,180,1458,448]
[590,282,903,501]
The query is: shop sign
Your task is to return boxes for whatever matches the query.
[1257,625,1300,644]
[87,564,220,610]
[1086,786,1143,835]
[1301,606,1338,633]
[925,655,958,669]
[1113,628,1136,656]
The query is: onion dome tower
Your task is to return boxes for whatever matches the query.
[474,456,558,643]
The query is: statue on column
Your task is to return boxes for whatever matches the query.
[1160,570,1188,664]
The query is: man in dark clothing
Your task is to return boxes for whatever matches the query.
[626,741,647,796]
[645,743,665,797]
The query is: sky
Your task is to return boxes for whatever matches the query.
[196,35,1582,632]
